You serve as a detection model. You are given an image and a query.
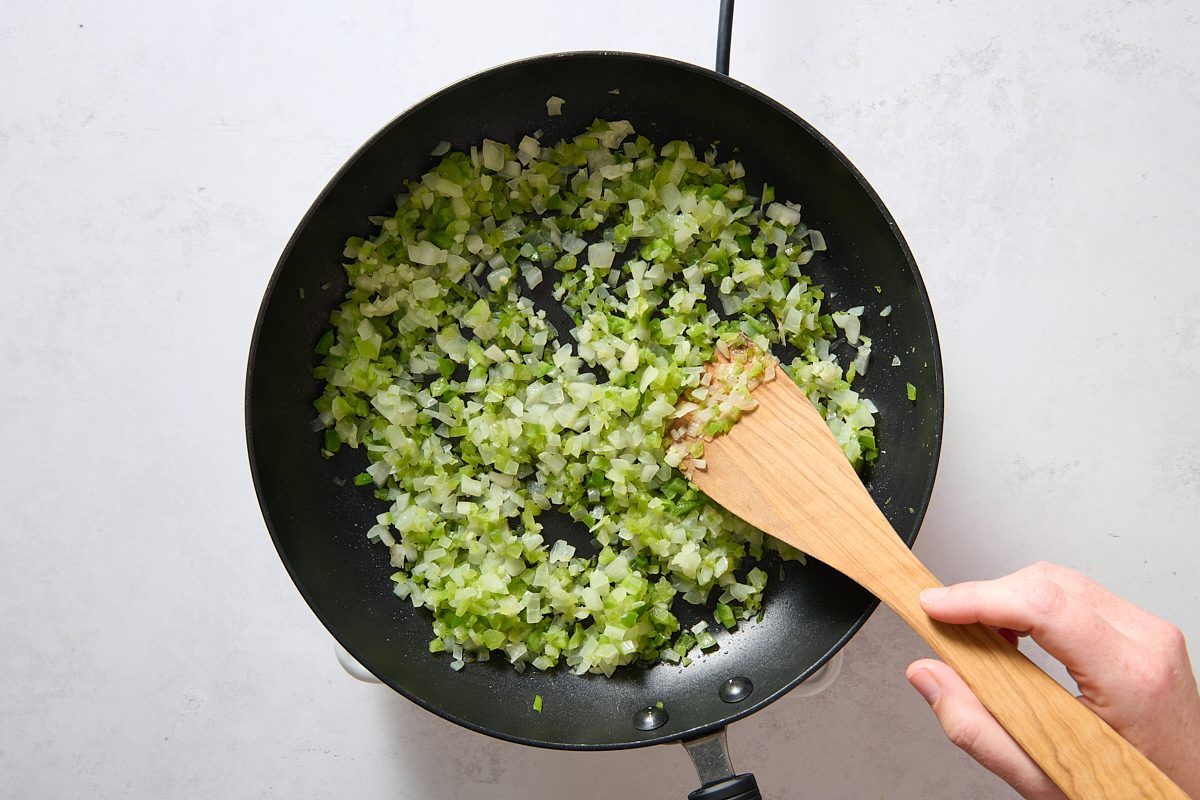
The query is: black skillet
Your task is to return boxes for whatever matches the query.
[246,5,943,798]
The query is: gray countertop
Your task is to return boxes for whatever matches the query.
[4,1,1199,797]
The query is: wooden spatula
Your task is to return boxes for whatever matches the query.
[676,357,1188,800]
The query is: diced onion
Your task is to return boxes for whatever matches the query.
[314,118,880,678]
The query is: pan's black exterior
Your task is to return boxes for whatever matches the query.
[246,53,943,750]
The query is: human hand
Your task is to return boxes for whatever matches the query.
[905,561,1200,799]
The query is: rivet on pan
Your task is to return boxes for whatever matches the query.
[633,705,668,731]
[719,676,754,703]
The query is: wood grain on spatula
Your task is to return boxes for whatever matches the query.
[676,358,1188,800]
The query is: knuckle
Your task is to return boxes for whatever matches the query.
[1142,622,1190,692]
[1155,621,1188,657]
[1023,575,1066,618]
[1133,657,1175,699]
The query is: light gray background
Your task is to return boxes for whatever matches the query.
[3,1,1198,798]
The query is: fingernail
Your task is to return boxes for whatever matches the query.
[920,587,949,604]
[909,668,941,705]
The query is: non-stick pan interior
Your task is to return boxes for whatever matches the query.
[247,53,942,749]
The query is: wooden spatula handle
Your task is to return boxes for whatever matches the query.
[869,543,1189,800]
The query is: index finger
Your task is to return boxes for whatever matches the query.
[1013,563,1181,655]
[919,565,1137,689]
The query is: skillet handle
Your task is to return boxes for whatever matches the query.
[715,0,735,75]
[688,773,761,800]
[682,729,762,800]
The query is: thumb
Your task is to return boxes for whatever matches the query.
[907,659,1065,800]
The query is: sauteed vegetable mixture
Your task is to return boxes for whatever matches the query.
[312,119,878,675]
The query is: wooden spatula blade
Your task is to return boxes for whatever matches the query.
[685,365,907,588]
